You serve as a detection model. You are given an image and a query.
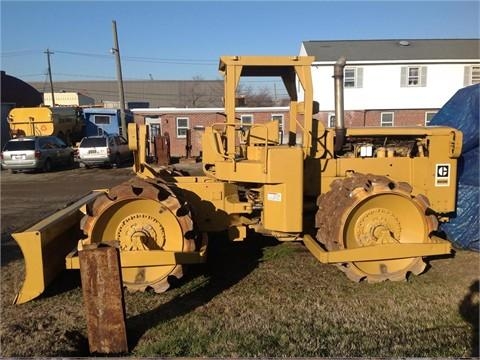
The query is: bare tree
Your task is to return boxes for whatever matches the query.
[237,85,275,107]
[177,78,281,108]
[179,76,223,108]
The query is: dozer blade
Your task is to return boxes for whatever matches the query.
[12,191,105,304]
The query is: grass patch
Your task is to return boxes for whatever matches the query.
[1,236,479,357]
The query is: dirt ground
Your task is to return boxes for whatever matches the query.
[1,166,135,234]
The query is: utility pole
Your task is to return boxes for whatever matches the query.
[111,20,127,138]
[45,49,55,106]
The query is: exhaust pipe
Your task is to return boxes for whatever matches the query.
[334,57,347,153]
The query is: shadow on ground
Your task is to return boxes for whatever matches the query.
[1,233,23,267]
[126,231,278,350]
[459,279,479,357]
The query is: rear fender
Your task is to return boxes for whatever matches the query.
[12,191,105,304]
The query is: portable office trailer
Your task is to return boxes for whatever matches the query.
[82,108,133,137]
[43,92,95,107]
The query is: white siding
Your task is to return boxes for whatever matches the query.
[308,63,473,111]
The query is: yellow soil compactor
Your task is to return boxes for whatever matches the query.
[13,56,462,304]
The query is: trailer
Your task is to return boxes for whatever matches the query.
[82,108,133,137]
[7,106,84,145]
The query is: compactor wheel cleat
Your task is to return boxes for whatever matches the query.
[81,178,197,292]
[316,173,437,282]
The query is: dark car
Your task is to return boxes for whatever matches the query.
[1,136,74,173]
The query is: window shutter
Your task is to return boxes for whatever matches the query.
[400,67,407,87]
[356,67,363,88]
[464,66,472,86]
[420,66,427,87]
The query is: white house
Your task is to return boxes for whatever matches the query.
[299,39,480,127]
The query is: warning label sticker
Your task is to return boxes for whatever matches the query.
[435,164,451,187]
[267,192,282,202]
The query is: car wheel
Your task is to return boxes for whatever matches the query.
[112,154,121,168]
[43,159,52,172]
[67,155,75,168]
[9,169,17,174]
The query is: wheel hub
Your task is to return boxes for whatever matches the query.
[115,213,166,251]
[354,207,401,246]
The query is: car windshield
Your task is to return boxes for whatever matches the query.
[80,138,106,148]
[4,140,35,151]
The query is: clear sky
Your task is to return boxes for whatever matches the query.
[1,1,479,83]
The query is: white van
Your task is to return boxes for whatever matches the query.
[76,135,132,168]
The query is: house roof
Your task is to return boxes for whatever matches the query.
[301,39,480,63]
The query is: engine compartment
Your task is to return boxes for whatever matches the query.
[339,135,428,158]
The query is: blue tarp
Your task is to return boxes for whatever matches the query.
[430,84,479,251]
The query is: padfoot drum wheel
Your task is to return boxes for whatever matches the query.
[316,173,438,282]
[82,178,197,292]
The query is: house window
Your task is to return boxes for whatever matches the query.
[465,65,480,85]
[401,66,427,87]
[150,123,161,139]
[328,114,336,128]
[240,114,253,127]
[176,117,189,138]
[425,111,437,126]
[381,112,394,127]
[344,67,363,88]
[272,114,284,130]
[471,66,480,84]
[408,67,420,85]
[94,115,110,125]
[272,114,284,143]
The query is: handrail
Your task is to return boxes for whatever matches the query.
[210,123,236,161]
[294,118,307,140]
[210,122,271,173]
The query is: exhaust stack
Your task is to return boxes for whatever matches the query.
[334,57,347,153]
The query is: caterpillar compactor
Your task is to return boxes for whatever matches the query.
[13,56,463,304]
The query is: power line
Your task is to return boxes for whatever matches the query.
[122,56,216,65]
[3,49,292,86]
[2,48,218,65]
[11,73,47,78]
[15,48,290,98]
[53,49,217,65]
[0,49,41,57]
[53,50,112,59]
